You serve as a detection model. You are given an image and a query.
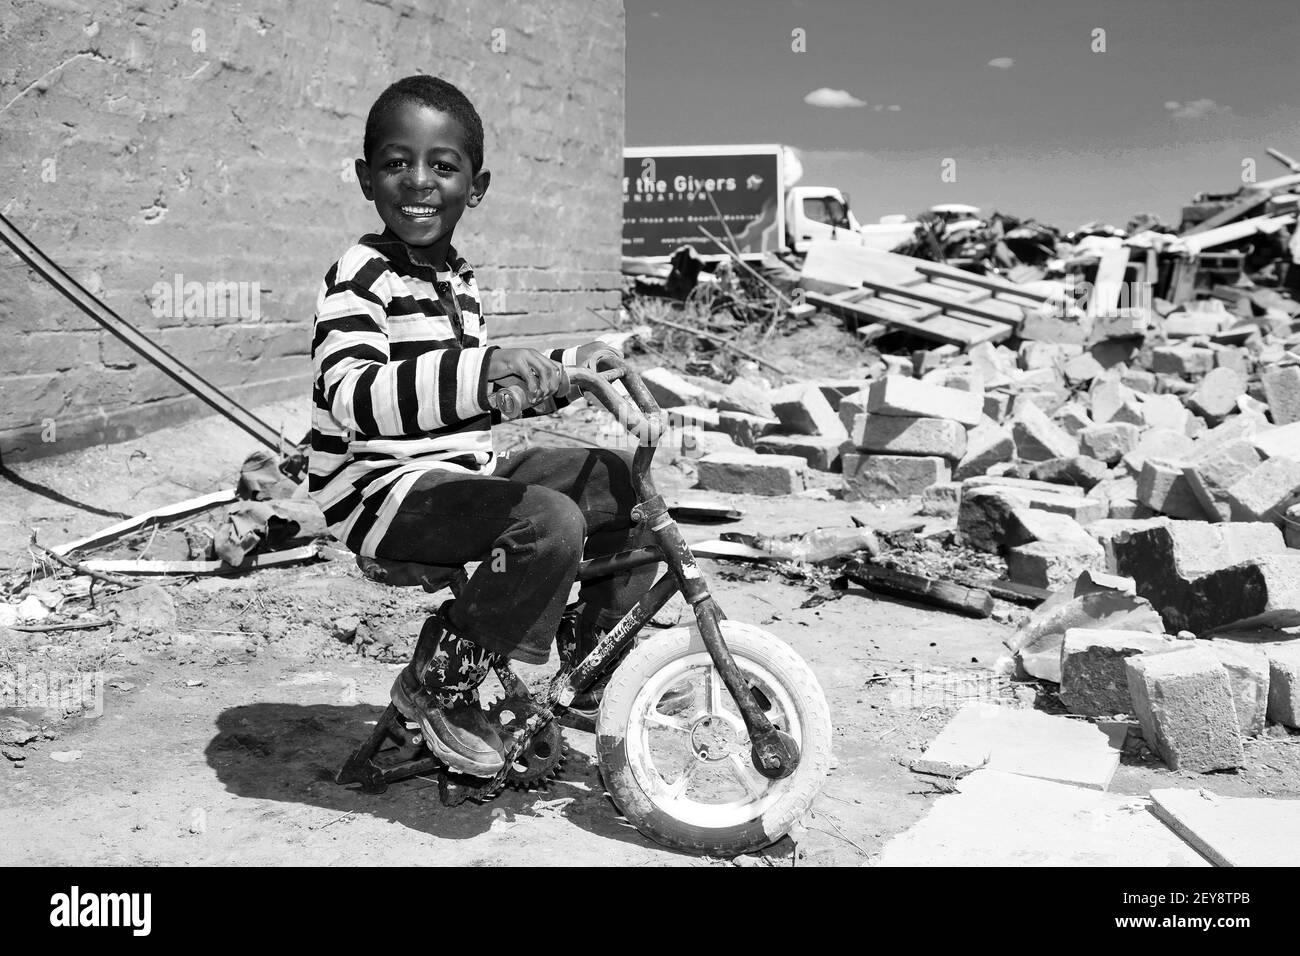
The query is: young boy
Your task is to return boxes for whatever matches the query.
[310,76,659,777]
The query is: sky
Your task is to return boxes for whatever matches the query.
[625,0,1300,230]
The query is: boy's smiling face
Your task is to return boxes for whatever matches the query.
[355,102,490,264]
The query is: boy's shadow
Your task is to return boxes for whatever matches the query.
[204,702,674,853]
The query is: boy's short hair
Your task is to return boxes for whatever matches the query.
[363,75,485,172]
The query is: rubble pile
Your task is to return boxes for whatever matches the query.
[617,162,1300,776]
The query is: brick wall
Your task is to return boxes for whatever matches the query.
[0,0,624,461]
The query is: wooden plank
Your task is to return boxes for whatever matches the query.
[859,278,1024,327]
[53,489,239,556]
[1181,191,1269,236]
[807,290,1007,348]
[912,262,1052,305]
[1088,245,1130,316]
[81,544,320,575]
[845,566,994,618]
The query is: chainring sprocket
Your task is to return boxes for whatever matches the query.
[487,695,567,790]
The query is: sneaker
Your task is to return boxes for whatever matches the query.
[390,670,505,777]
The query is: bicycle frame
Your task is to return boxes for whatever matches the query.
[552,358,800,780]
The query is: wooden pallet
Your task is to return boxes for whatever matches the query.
[800,241,1034,348]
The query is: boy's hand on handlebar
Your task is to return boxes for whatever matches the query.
[574,340,624,370]
[488,348,563,405]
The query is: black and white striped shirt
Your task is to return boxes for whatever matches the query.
[309,230,578,556]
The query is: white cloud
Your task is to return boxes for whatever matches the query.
[1164,98,1229,120]
[987,57,1014,69]
[804,87,867,109]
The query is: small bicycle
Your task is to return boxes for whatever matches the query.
[338,351,833,856]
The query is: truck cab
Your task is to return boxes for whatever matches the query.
[785,186,863,254]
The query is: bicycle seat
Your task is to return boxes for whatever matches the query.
[355,554,466,593]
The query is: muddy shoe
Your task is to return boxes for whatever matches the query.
[390,671,504,777]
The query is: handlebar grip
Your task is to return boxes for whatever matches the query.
[488,367,572,421]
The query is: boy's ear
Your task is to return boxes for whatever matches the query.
[355,159,374,201]
[466,168,491,208]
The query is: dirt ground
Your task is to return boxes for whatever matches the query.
[2,317,1297,866]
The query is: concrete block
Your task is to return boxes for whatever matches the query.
[842,453,949,501]
[1251,421,1300,460]
[695,452,807,496]
[878,770,1208,867]
[1261,366,1300,425]
[1012,401,1080,462]
[1265,643,1300,728]
[1120,368,1157,394]
[865,375,983,426]
[982,391,1011,422]
[1151,346,1216,379]
[1087,476,1142,520]
[837,388,871,432]
[1140,393,1193,433]
[1089,379,1136,424]
[716,377,774,418]
[1150,787,1300,868]
[1007,538,1107,589]
[642,367,711,408]
[1109,399,1147,427]
[680,428,740,460]
[1029,455,1109,491]
[1052,402,1092,437]
[716,410,781,448]
[1108,521,1290,632]
[1208,642,1270,737]
[1122,428,1196,473]
[1164,313,1223,338]
[1086,516,1171,572]
[953,421,1014,481]
[850,413,966,461]
[920,481,961,517]
[1182,440,1262,522]
[921,365,985,394]
[1059,629,1180,718]
[1186,367,1246,423]
[1126,647,1244,773]
[1063,352,1105,385]
[1136,458,1203,519]
[1007,508,1097,549]
[769,382,846,438]
[753,433,842,471]
[665,405,721,430]
[957,478,1104,552]
[1078,422,1140,465]
[911,704,1122,789]
[815,379,871,411]
[1225,456,1300,523]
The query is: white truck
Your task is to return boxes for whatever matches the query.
[623,144,915,261]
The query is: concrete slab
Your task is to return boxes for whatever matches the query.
[1150,788,1300,867]
[874,770,1209,867]
[911,702,1122,790]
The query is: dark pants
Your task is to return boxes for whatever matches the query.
[373,447,660,666]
